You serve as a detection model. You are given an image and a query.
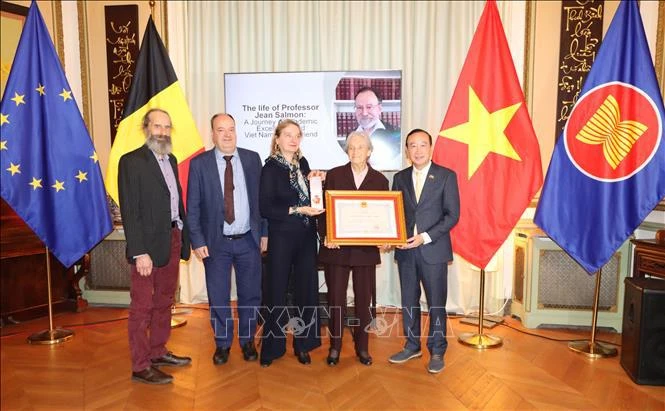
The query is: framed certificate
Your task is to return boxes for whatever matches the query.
[325,190,407,246]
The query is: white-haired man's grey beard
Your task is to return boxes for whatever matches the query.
[146,134,172,156]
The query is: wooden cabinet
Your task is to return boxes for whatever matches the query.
[631,231,665,280]
[0,199,87,325]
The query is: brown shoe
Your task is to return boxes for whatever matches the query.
[151,351,192,367]
[131,366,173,384]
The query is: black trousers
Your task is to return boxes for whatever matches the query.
[260,226,321,361]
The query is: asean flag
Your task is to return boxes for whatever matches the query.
[535,0,665,274]
[433,0,543,269]
[105,16,204,208]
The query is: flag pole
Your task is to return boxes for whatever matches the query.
[170,286,188,329]
[170,310,188,328]
[170,257,188,327]
[27,247,74,344]
[458,268,502,349]
[568,268,617,358]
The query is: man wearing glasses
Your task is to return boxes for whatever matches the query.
[353,87,401,170]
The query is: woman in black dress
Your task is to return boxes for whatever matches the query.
[259,119,324,367]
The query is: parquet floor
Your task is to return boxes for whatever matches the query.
[1,305,663,410]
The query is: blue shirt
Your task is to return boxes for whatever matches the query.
[152,151,182,229]
[215,148,250,235]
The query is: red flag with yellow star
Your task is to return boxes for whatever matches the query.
[433,0,542,269]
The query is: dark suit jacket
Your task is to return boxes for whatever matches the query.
[259,156,313,232]
[392,162,460,264]
[318,163,389,266]
[186,147,266,250]
[118,144,191,266]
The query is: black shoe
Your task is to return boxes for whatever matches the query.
[241,341,258,362]
[326,349,340,366]
[131,366,173,384]
[260,357,272,368]
[357,351,372,366]
[296,351,311,365]
[213,347,231,365]
[151,351,192,367]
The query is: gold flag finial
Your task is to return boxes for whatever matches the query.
[149,1,155,16]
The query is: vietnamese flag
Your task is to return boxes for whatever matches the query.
[433,0,542,269]
[105,16,203,208]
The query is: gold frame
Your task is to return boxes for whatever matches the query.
[1,1,63,96]
[0,1,28,97]
[324,190,407,246]
[657,2,665,212]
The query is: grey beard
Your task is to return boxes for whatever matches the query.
[358,118,378,131]
[146,134,172,156]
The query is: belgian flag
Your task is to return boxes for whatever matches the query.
[105,16,203,208]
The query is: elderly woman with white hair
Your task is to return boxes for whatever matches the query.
[317,131,389,366]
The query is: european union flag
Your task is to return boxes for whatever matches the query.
[0,2,112,267]
[535,0,665,274]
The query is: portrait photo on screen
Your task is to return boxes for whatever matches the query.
[334,72,402,171]
[224,70,402,171]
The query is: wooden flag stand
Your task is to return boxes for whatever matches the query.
[567,268,618,358]
[458,269,503,349]
[27,247,74,344]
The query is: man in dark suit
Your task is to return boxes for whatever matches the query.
[118,108,192,385]
[187,113,267,366]
[389,128,460,374]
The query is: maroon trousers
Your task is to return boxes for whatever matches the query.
[128,228,181,372]
[324,264,374,354]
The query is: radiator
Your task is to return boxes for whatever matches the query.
[88,229,131,290]
[511,229,630,331]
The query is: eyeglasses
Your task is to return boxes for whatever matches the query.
[355,104,378,111]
